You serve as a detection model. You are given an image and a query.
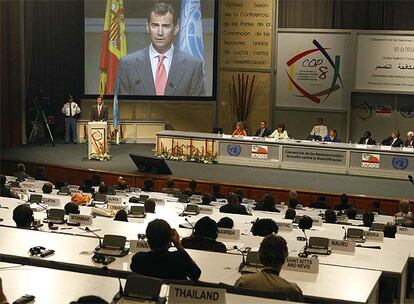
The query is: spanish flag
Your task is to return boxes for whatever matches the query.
[99,0,127,95]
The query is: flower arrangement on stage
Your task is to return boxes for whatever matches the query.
[156,143,217,164]
[90,152,111,162]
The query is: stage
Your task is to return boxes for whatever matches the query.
[0,143,412,200]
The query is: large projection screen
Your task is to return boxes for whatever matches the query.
[84,0,217,100]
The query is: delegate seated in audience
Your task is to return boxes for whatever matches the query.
[324,209,337,224]
[324,128,340,142]
[362,211,375,227]
[201,193,213,205]
[0,278,7,304]
[130,219,201,280]
[98,183,108,194]
[346,207,357,220]
[254,120,272,137]
[219,193,249,215]
[384,223,397,238]
[42,182,53,194]
[144,199,156,213]
[79,179,95,194]
[54,180,66,190]
[211,183,226,200]
[184,179,201,196]
[114,210,128,222]
[232,121,247,136]
[309,116,328,140]
[395,199,412,218]
[269,123,289,140]
[64,202,80,215]
[334,194,353,211]
[254,193,280,213]
[288,190,299,209]
[358,131,376,145]
[14,163,31,181]
[161,178,181,196]
[251,218,279,237]
[235,235,304,302]
[285,208,296,220]
[70,295,107,304]
[381,129,404,147]
[12,205,34,229]
[91,173,102,187]
[0,174,17,198]
[113,176,128,190]
[405,131,414,147]
[35,167,48,181]
[181,216,227,253]
[142,177,154,192]
[372,200,383,215]
[310,195,330,209]
[217,217,234,229]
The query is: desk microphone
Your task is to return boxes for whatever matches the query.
[185,218,194,236]
[85,226,102,247]
[342,226,347,240]
[36,202,49,217]
[118,277,124,297]
[234,245,251,273]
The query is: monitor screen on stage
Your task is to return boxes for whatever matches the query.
[84,0,217,100]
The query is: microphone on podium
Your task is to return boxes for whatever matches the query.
[85,226,102,247]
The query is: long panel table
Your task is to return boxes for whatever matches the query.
[156,130,414,180]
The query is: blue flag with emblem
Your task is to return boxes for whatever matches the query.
[178,0,205,66]
[113,79,120,145]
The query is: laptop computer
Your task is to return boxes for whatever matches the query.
[115,275,164,304]
[57,186,70,195]
[43,208,66,224]
[95,235,129,257]
[129,205,146,218]
[345,228,366,243]
[182,204,200,216]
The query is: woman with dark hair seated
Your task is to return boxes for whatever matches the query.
[142,178,154,192]
[80,179,95,194]
[285,208,296,220]
[235,235,304,302]
[217,217,234,229]
[255,193,280,213]
[181,216,226,253]
[114,210,128,222]
[324,128,340,142]
[324,209,337,224]
[130,219,201,280]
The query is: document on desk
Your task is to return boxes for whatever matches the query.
[78,226,101,232]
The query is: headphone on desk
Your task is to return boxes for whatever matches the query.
[29,246,45,256]
[92,252,107,263]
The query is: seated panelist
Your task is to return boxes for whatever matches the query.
[309,117,328,139]
[254,120,271,137]
[324,128,340,142]
[358,131,376,145]
[232,121,247,136]
[381,130,403,147]
[269,123,289,140]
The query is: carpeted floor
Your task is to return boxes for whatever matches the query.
[1,143,413,199]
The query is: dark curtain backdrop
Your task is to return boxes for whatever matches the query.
[24,0,84,138]
[1,0,23,149]
[279,0,414,30]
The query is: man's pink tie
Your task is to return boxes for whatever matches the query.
[155,55,167,95]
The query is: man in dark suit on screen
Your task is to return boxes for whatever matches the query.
[90,96,108,121]
[116,2,205,96]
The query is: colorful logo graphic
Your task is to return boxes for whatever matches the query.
[251,145,268,159]
[227,144,241,157]
[375,105,392,118]
[353,100,373,121]
[286,39,343,104]
[361,153,380,169]
[392,157,409,170]
[400,105,414,119]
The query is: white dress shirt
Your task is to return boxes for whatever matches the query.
[149,44,174,83]
[61,101,81,117]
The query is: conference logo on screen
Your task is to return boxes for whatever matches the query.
[285,39,343,104]
[227,144,241,157]
[361,153,380,169]
[392,157,409,170]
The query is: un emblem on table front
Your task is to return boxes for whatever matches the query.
[392,157,408,170]
[227,144,241,157]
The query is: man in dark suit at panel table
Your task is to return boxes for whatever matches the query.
[254,121,272,137]
[116,2,205,96]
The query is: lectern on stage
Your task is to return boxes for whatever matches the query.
[88,121,108,159]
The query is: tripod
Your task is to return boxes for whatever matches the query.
[29,109,54,146]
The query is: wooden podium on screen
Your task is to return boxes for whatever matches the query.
[88,121,108,159]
